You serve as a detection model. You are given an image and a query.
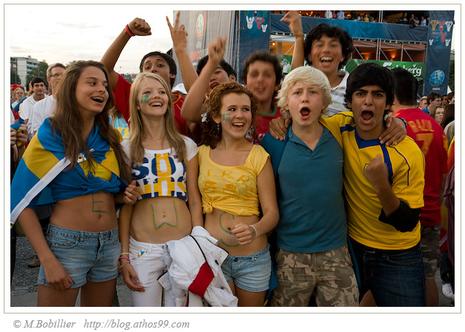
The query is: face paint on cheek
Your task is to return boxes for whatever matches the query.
[140,94,150,104]
[221,112,231,123]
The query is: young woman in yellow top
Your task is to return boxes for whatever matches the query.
[197,81,279,306]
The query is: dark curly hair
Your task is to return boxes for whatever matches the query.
[304,23,354,70]
[201,81,257,148]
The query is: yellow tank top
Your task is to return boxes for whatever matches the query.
[198,144,269,216]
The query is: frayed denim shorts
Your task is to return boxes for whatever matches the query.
[38,224,120,288]
[221,245,271,292]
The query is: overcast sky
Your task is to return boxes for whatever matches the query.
[6,4,175,73]
[6,3,458,74]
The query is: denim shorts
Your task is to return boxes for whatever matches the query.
[221,245,271,292]
[38,224,120,288]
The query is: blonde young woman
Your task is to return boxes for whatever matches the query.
[198,81,279,306]
[118,72,203,306]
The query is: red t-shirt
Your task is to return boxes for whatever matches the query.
[396,108,448,226]
[113,74,189,136]
[255,105,281,141]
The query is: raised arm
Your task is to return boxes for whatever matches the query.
[167,12,198,92]
[364,154,421,232]
[101,17,151,90]
[181,37,226,122]
[281,11,305,69]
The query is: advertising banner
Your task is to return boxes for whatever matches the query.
[423,11,454,95]
[238,11,270,81]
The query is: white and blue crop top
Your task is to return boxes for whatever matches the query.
[122,137,198,202]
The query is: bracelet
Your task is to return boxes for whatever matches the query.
[398,117,408,129]
[250,224,257,238]
[118,261,130,271]
[124,24,135,37]
[120,252,129,256]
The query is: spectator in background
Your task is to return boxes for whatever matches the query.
[420,16,427,26]
[431,106,445,125]
[100,14,198,138]
[337,10,345,20]
[423,92,442,115]
[29,63,66,138]
[418,96,428,109]
[391,68,448,306]
[442,103,454,146]
[325,10,333,19]
[18,77,47,122]
[11,85,26,120]
[409,14,419,27]
[282,11,354,115]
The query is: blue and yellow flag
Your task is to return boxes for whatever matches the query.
[11,119,122,225]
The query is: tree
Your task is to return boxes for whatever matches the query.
[26,60,48,87]
[10,68,21,84]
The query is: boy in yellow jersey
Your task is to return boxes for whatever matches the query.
[331,63,426,306]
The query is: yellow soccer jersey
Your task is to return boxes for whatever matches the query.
[322,113,425,250]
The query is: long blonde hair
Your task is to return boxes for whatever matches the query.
[128,72,186,164]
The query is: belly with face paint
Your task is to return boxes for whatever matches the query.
[204,208,267,256]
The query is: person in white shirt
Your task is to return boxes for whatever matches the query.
[18,77,46,121]
[282,11,354,115]
[29,63,66,138]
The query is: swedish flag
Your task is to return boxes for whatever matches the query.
[11,119,122,225]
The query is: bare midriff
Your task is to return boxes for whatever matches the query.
[129,197,192,244]
[50,191,117,232]
[205,208,267,256]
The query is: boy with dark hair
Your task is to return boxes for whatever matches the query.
[101,15,198,137]
[19,77,47,123]
[423,92,442,115]
[282,11,354,115]
[391,67,448,306]
[339,63,426,306]
[196,55,236,79]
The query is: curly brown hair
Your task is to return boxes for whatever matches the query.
[200,81,257,148]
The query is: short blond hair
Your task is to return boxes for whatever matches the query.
[277,66,332,114]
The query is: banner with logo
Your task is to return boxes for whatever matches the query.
[345,59,425,80]
[423,11,454,95]
[238,11,271,82]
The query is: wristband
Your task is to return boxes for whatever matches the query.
[125,24,135,37]
[398,117,408,129]
[250,224,257,238]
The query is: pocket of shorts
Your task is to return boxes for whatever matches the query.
[47,233,79,249]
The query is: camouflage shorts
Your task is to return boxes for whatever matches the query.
[270,246,359,307]
[420,225,440,277]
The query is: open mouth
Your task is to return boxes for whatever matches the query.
[361,110,374,121]
[320,56,334,63]
[90,96,105,104]
[300,107,311,117]
[209,81,219,89]
[149,101,163,107]
[231,121,245,128]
